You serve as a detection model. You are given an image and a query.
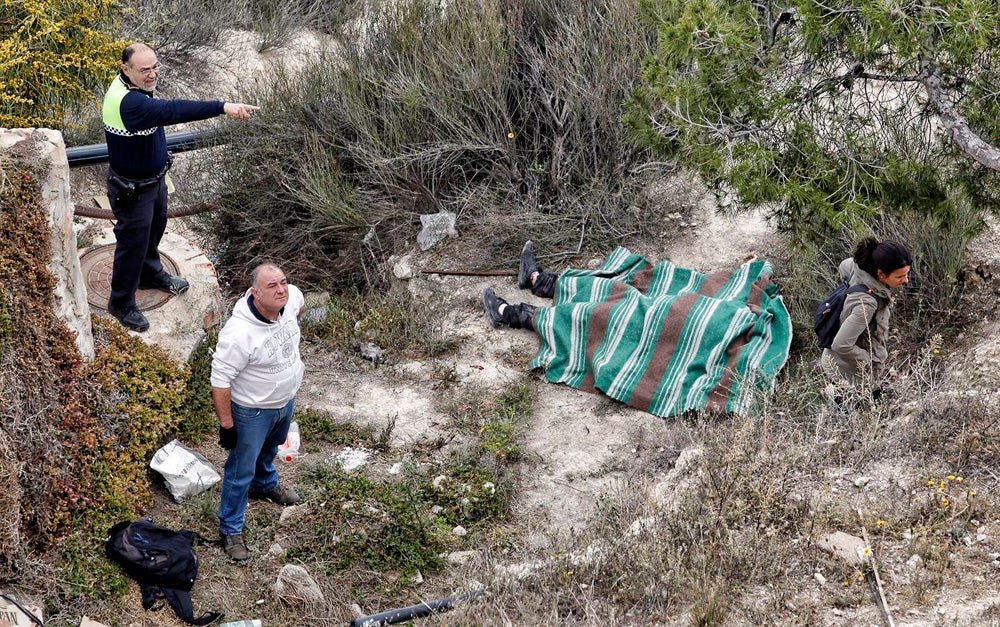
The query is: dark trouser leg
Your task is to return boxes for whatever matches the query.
[108,176,164,308]
[140,180,169,285]
[531,271,558,299]
[501,303,536,330]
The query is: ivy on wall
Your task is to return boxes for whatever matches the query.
[0,158,198,596]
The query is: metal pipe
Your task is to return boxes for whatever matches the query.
[66,127,224,167]
[348,590,482,627]
[73,201,214,220]
[421,269,516,277]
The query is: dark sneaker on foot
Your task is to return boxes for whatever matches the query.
[107,300,150,332]
[221,532,250,561]
[140,274,189,295]
[517,240,539,289]
[249,485,301,506]
[482,287,508,328]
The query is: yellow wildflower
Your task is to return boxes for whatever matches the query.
[507,132,515,139]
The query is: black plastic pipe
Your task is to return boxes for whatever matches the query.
[348,590,482,627]
[65,127,224,167]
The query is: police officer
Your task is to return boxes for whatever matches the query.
[103,42,259,332]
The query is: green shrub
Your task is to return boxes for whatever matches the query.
[303,288,458,361]
[177,331,221,440]
[0,162,192,605]
[0,0,124,128]
[0,162,84,571]
[479,385,533,464]
[287,467,446,577]
[295,406,379,447]
[422,465,508,528]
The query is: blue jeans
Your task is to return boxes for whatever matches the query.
[218,398,294,535]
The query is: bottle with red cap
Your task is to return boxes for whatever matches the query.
[278,421,300,462]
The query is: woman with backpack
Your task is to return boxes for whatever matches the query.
[822,237,912,385]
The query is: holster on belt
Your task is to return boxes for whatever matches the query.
[109,154,173,206]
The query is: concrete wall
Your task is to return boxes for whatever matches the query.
[0,128,95,360]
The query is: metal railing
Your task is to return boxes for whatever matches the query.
[66,127,223,167]
[68,127,223,218]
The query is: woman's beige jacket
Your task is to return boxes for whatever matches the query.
[822,258,892,383]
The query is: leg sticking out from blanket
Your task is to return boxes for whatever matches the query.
[518,240,557,299]
[483,287,536,329]
[483,240,560,329]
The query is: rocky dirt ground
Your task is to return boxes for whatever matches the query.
[70,159,1000,627]
[293,198,781,543]
[65,29,1000,627]
[276,202,1000,627]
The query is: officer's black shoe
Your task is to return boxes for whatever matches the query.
[107,301,150,332]
[517,240,539,289]
[141,274,189,295]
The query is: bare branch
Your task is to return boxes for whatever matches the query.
[921,61,1000,171]
[858,72,920,83]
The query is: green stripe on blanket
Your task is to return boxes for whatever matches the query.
[530,248,792,417]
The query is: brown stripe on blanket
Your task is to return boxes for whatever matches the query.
[706,327,749,411]
[746,274,772,309]
[624,292,699,411]
[580,282,632,392]
[630,267,655,293]
[697,268,736,296]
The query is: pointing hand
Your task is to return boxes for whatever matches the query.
[223,102,260,121]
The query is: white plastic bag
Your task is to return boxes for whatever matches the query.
[150,439,222,501]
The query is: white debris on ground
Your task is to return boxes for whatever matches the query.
[335,447,373,472]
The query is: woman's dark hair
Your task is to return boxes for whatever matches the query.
[853,237,913,277]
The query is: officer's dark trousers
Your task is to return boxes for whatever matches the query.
[107,175,169,309]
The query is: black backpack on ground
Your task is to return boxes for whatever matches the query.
[813,282,876,349]
[105,518,224,626]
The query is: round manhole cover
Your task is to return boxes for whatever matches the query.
[80,244,181,312]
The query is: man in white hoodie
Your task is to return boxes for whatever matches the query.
[211,263,305,561]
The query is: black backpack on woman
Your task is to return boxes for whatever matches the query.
[813,282,877,348]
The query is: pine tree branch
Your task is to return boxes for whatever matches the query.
[921,61,1000,171]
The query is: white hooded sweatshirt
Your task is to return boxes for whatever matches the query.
[210,285,305,408]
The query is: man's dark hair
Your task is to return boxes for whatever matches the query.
[121,43,151,65]
[121,44,137,65]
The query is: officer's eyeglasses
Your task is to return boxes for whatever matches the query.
[132,63,162,76]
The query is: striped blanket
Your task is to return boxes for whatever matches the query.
[530,248,792,417]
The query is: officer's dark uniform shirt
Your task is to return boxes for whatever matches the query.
[102,72,224,179]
